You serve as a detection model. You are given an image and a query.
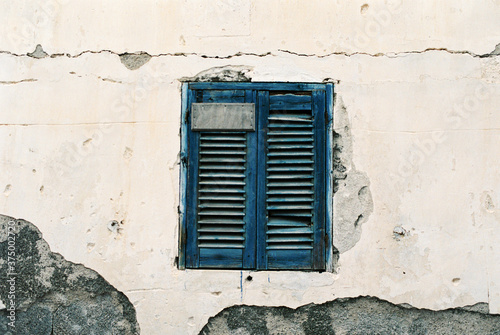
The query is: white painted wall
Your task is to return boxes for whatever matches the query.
[1,1,500,334]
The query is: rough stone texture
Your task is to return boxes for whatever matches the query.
[119,52,152,70]
[332,95,374,254]
[199,296,500,335]
[0,214,140,335]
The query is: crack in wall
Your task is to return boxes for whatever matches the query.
[0,79,38,85]
[1,43,499,63]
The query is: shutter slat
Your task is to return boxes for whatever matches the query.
[199,195,246,201]
[199,211,245,216]
[200,150,246,155]
[199,172,245,178]
[266,245,313,250]
[199,165,245,170]
[268,144,314,149]
[199,188,245,193]
[198,235,245,241]
[267,197,313,202]
[268,124,313,128]
[267,166,313,171]
[267,181,314,187]
[267,174,313,179]
[267,228,312,234]
[267,218,310,226]
[200,143,246,148]
[268,117,312,123]
[268,131,313,136]
[200,136,246,141]
[200,158,246,163]
[199,227,245,233]
[267,204,314,210]
[267,190,314,195]
[199,180,245,185]
[199,219,245,224]
[199,244,245,249]
[267,137,313,143]
[199,203,245,209]
[267,236,313,242]
[267,152,314,157]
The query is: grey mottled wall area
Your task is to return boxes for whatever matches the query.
[199,296,500,335]
[0,214,140,335]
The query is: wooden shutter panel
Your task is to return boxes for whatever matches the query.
[186,90,257,268]
[257,90,326,270]
[183,84,328,271]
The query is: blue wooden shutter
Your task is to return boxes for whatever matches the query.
[185,89,257,268]
[183,83,327,270]
[256,89,326,270]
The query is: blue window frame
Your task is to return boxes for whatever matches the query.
[179,82,334,270]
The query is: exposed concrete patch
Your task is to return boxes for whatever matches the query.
[119,52,152,70]
[333,95,374,254]
[27,44,48,59]
[0,214,139,335]
[180,65,253,82]
[199,296,500,335]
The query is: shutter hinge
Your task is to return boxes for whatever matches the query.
[184,109,190,124]
[180,153,188,167]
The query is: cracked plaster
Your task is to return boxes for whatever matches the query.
[1,2,500,334]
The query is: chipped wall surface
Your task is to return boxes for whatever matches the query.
[0,1,500,334]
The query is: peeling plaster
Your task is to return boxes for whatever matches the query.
[199,296,499,335]
[180,65,253,82]
[27,44,48,59]
[0,214,140,334]
[332,95,374,254]
[119,52,152,70]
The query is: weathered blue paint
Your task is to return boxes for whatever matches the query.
[178,83,189,270]
[240,271,243,301]
[312,89,326,270]
[185,89,199,268]
[180,83,334,270]
[189,82,327,91]
[325,83,334,272]
[256,90,269,269]
[243,89,257,269]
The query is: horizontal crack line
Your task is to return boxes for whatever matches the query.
[354,128,500,133]
[0,79,38,84]
[0,121,174,126]
[0,48,498,60]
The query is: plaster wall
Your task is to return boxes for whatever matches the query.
[1,1,500,334]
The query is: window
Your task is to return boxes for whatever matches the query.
[179,82,334,270]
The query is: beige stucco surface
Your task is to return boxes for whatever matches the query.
[1,1,500,334]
